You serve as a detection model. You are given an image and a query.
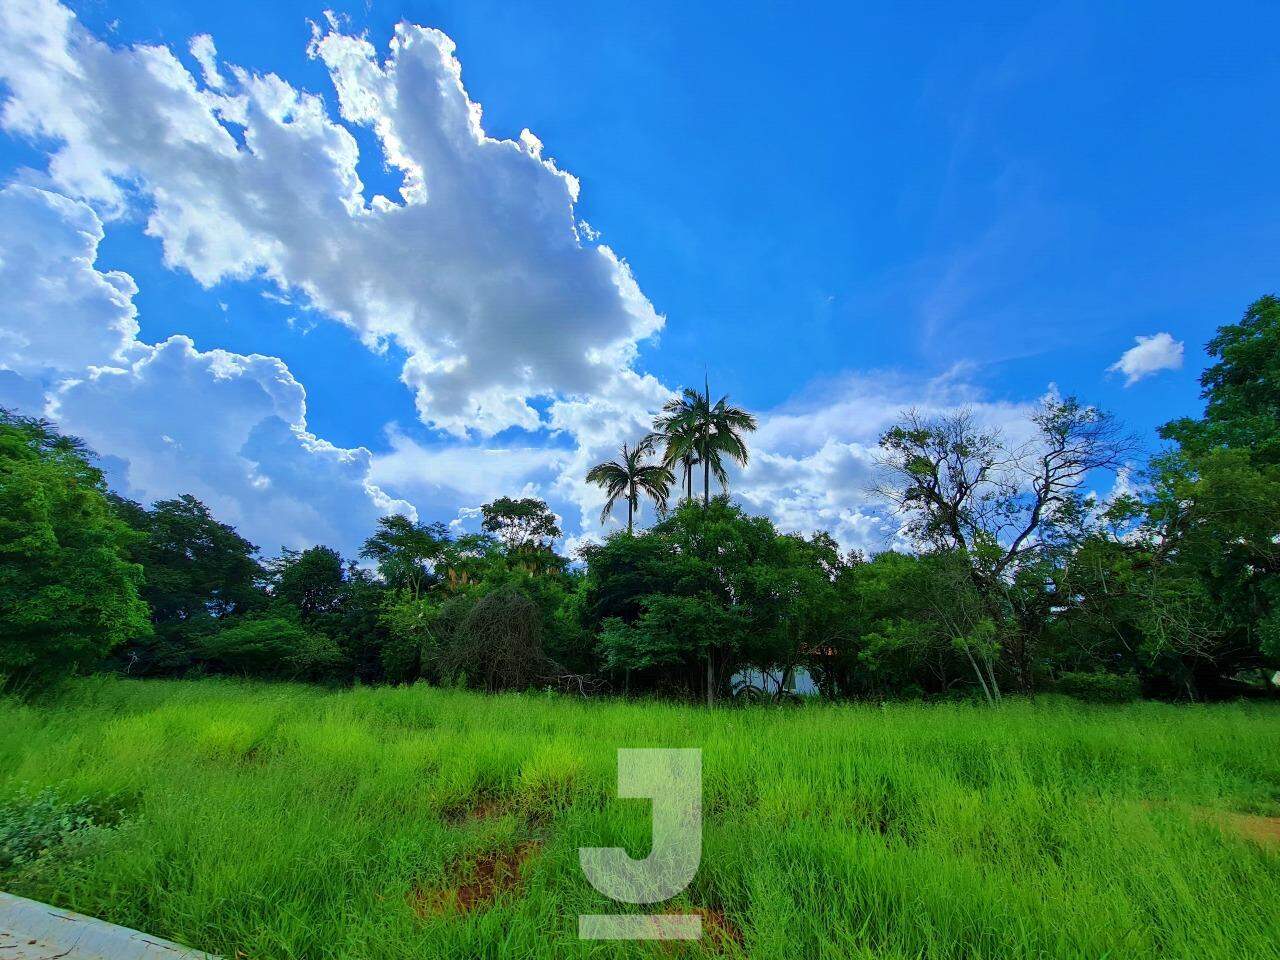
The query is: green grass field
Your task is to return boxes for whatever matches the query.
[1,678,1278,959]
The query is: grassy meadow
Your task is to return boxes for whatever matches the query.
[1,678,1278,959]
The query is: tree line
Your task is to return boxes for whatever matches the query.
[3,297,1279,704]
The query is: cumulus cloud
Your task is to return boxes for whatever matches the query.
[1108,332,1184,386]
[0,0,1071,559]
[0,0,662,436]
[188,34,223,90]
[0,184,141,377]
[369,425,566,517]
[0,181,410,555]
[736,369,1041,553]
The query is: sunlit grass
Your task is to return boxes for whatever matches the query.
[1,678,1278,958]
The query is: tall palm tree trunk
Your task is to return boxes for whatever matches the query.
[626,490,634,534]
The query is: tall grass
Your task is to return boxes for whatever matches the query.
[1,677,1277,958]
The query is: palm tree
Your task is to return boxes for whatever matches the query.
[653,379,758,505]
[646,417,700,503]
[586,437,674,534]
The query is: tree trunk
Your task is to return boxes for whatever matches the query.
[962,643,995,706]
[706,652,715,707]
[703,455,710,506]
[776,664,795,702]
[626,495,633,534]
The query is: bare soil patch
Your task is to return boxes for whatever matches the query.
[1206,810,1280,848]
[440,793,514,825]
[696,907,745,951]
[409,840,542,917]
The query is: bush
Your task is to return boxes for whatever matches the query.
[0,788,124,872]
[1056,671,1142,704]
[200,616,343,680]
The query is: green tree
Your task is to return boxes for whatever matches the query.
[814,550,997,702]
[1163,294,1280,461]
[1130,296,1280,695]
[586,437,674,534]
[0,411,149,688]
[480,497,561,551]
[875,398,1134,693]
[115,494,264,674]
[360,515,450,598]
[587,498,800,705]
[270,545,346,620]
[480,497,563,575]
[268,546,391,683]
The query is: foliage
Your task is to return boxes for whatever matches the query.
[112,494,264,675]
[360,515,451,598]
[875,397,1136,695]
[811,550,1001,702]
[585,498,841,702]
[270,546,347,619]
[199,615,343,681]
[650,381,757,504]
[0,412,149,688]
[585,437,673,534]
[480,497,561,551]
[0,787,123,873]
[1162,294,1280,461]
[1055,671,1142,704]
[7,295,1280,704]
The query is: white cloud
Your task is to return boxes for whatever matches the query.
[1108,332,1184,386]
[0,181,410,555]
[737,369,1040,553]
[188,33,224,90]
[0,0,662,436]
[369,425,566,512]
[0,184,140,377]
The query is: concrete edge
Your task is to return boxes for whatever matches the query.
[0,892,217,959]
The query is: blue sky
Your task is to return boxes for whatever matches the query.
[1,0,1277,555]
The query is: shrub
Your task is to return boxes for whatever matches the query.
[200,616,343,680]
[0,788,124,872]
[1056,671,1142,704]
